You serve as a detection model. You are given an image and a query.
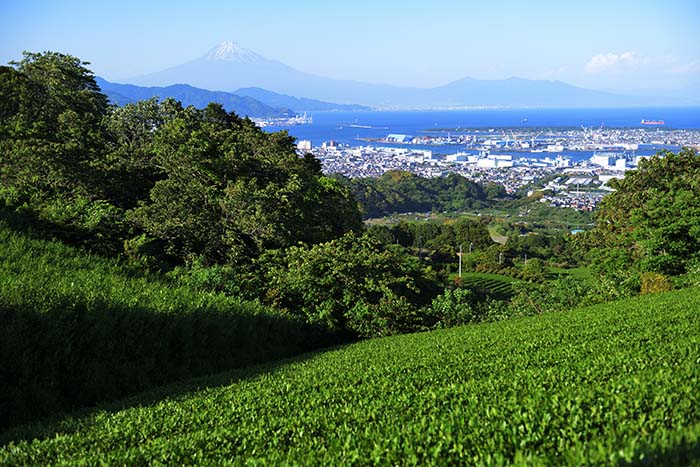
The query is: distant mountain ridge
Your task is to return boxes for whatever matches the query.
[128,41,691,109]
[96,77,369,116]
[96,77,294,117]
[234,87,370,111]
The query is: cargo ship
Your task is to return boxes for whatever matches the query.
[640,119,665,125]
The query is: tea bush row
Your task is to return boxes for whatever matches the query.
[459,274,515,299]
[0,225,338,429]
[473,264,545,283]
[3,287,698,465]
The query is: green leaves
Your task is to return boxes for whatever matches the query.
[2,52,362,267]
[593,148,700,278]
[337,171,489,219]
[254,232,441,337]
[0,224,335,429]
[127,102,362,266]
[1,55,105,202]
[3,287,699,465]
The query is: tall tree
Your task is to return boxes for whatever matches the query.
[0,52,109,203]
[256,231,442,337]
[592,148,700,276]
[129,103,362,265]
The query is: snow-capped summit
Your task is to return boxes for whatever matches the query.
[206,41,262,63]
[129,42,671,108]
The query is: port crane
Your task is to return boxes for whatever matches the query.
[501,130,511,148]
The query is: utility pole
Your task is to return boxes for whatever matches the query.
[458,243,463,278]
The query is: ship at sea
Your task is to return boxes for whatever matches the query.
[640,119,665,125]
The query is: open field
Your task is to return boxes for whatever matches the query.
[2,287,698,465]
[487,226,509,245]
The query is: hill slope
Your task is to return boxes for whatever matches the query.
[0,224,334,429]
[3,287,699,465]
[95,77,295,117]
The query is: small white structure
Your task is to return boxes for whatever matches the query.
[445,153,470,162]
[477,156,514,168]
[614,158,628,171]
[386,134,412,143]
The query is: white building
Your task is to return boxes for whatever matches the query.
[477,157,514,168]
[445,152,470,162]
[590,154,613,168]
[546,144,564,152]
[614,158,628,171]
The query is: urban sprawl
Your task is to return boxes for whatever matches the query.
[289,126,700,212]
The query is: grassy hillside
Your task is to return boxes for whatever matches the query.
[2,287,698,465]
[0,224,336,429]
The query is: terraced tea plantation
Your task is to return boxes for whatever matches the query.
[460,272,516,298]
[2,287,699,465]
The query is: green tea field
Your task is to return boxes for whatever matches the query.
[0,224,334,429]
[2,287,698,465]
[459,272,516,299]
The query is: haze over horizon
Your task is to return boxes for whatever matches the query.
[1,0,698,95]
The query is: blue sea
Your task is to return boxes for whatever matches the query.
[262,107,700,161]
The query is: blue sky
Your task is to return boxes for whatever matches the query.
[1,0,698,91]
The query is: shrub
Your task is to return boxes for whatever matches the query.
[428,287,480,327]
[255,232,442,338]
[640,272,674,295]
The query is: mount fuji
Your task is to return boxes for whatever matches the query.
[129,41,684,109]
[131,41,344,98]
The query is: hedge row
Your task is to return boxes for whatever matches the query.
[473,264,545,283]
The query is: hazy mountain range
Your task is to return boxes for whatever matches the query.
[234,87,369,111]
[96,77,293,117]
[96,77,369,117]
[126,41,696,109]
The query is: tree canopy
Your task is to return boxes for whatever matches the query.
[0,51,362,265]
[0,52,109,204]
[127,101,362,264]
[252,231,443,337]
[336,171,488,218]
[591,148,700,277]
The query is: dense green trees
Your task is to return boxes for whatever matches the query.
[1,52,361,267]
[591,148,700,279]
[0,53,128,255]
[370,217,491,249]
[251,232,443,337]
[126,102,361,265]
[0,51,436,338]
[0,52,109,204]
[336,170,488,218]
[101,97,168,208]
